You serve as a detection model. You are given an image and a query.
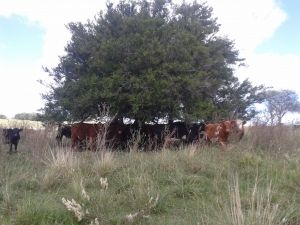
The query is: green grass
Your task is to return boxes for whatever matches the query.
[0,125,300,224]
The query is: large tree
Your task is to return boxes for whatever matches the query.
[41,0,265,123]
[263,89,300,125]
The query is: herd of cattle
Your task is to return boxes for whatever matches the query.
[57,119,246,150]
[1,119,246,153]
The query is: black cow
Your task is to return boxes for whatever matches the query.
[3,128,23,153]
[188,122,206,143]
[56,125,71,144]
[154,122,190,146]
[121,123,155,151]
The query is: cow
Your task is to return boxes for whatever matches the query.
[230,119,247,140]
[121,123,152,151]
[71,123,103,151]
[3,128,23,153]
[154,122,190,148]
[56,125,71,144]
[204,120,236,149]
[105,124,125,148]
[70,123,125,151]
[188,122,206,144]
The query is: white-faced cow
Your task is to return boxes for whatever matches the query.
[204,120,236,149]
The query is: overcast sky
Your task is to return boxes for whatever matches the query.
[1,0,300,122]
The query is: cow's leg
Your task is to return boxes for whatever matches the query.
[70,136,78,151]
[14,143,18,152]
[9,143,13,154]
[220,141,226,150]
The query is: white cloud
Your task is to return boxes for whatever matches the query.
[0,62,46,118]
[237,53,300,91]
[207,0,287,55]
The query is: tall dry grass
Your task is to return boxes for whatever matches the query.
[241,124,300,155]
[1,121,300,224]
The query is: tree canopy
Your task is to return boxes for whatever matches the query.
[263,89,300,125]
[41,0,266,123]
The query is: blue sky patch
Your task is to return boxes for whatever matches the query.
[0,14,46,63]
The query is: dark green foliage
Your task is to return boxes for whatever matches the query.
[41,0,265,123]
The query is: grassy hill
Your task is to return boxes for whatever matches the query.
[0,124,300,224]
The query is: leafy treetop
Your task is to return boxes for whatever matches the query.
[40,0,266,124]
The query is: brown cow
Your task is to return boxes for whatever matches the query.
[205,120,236,148]
[71,123,103,150]
[105,124,125,148]
[71,123,126,150]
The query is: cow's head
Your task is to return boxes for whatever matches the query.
[223,121,234,133]
[10,128,23,139]
[236,120,246,131]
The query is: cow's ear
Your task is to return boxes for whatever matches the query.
[243,121,247,125]
[19,129,23,132]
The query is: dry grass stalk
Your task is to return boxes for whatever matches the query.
[62,198,85,221]
[226,173,281,225]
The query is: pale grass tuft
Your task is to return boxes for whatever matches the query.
[62,198,85,221]
[90,218,99,225]
[80,179,90,201]
[100,177,108,189]
[148,194,159,209]
[188,144,198,159]
[40,149,78,189]
[225,173,281,225]
[284,153,291,162]
[92,151,115,176]
[126,212,139,221]
[43,148,78,169]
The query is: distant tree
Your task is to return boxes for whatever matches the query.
[263,89,300,125]
[0,114,7,119]
[40,0,266,123]
[14,113,39,121]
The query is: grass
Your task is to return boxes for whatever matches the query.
[0,124,300,224]
[0,119,43,129]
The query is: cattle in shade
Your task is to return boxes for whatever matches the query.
[70,123,125,150]
[105,124,125,148]
[56,125,71,144]
[154,122,190,147]
[204,120,236,148]
[120,123,156,151]
[2,128,23,153]
[188,122,206,144]
[71,123,103,150]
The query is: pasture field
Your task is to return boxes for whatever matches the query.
[0,119,43,129]
[1,125,300,224]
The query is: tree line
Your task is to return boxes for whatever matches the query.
[0,113,41,121]
[38,0,300,125]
